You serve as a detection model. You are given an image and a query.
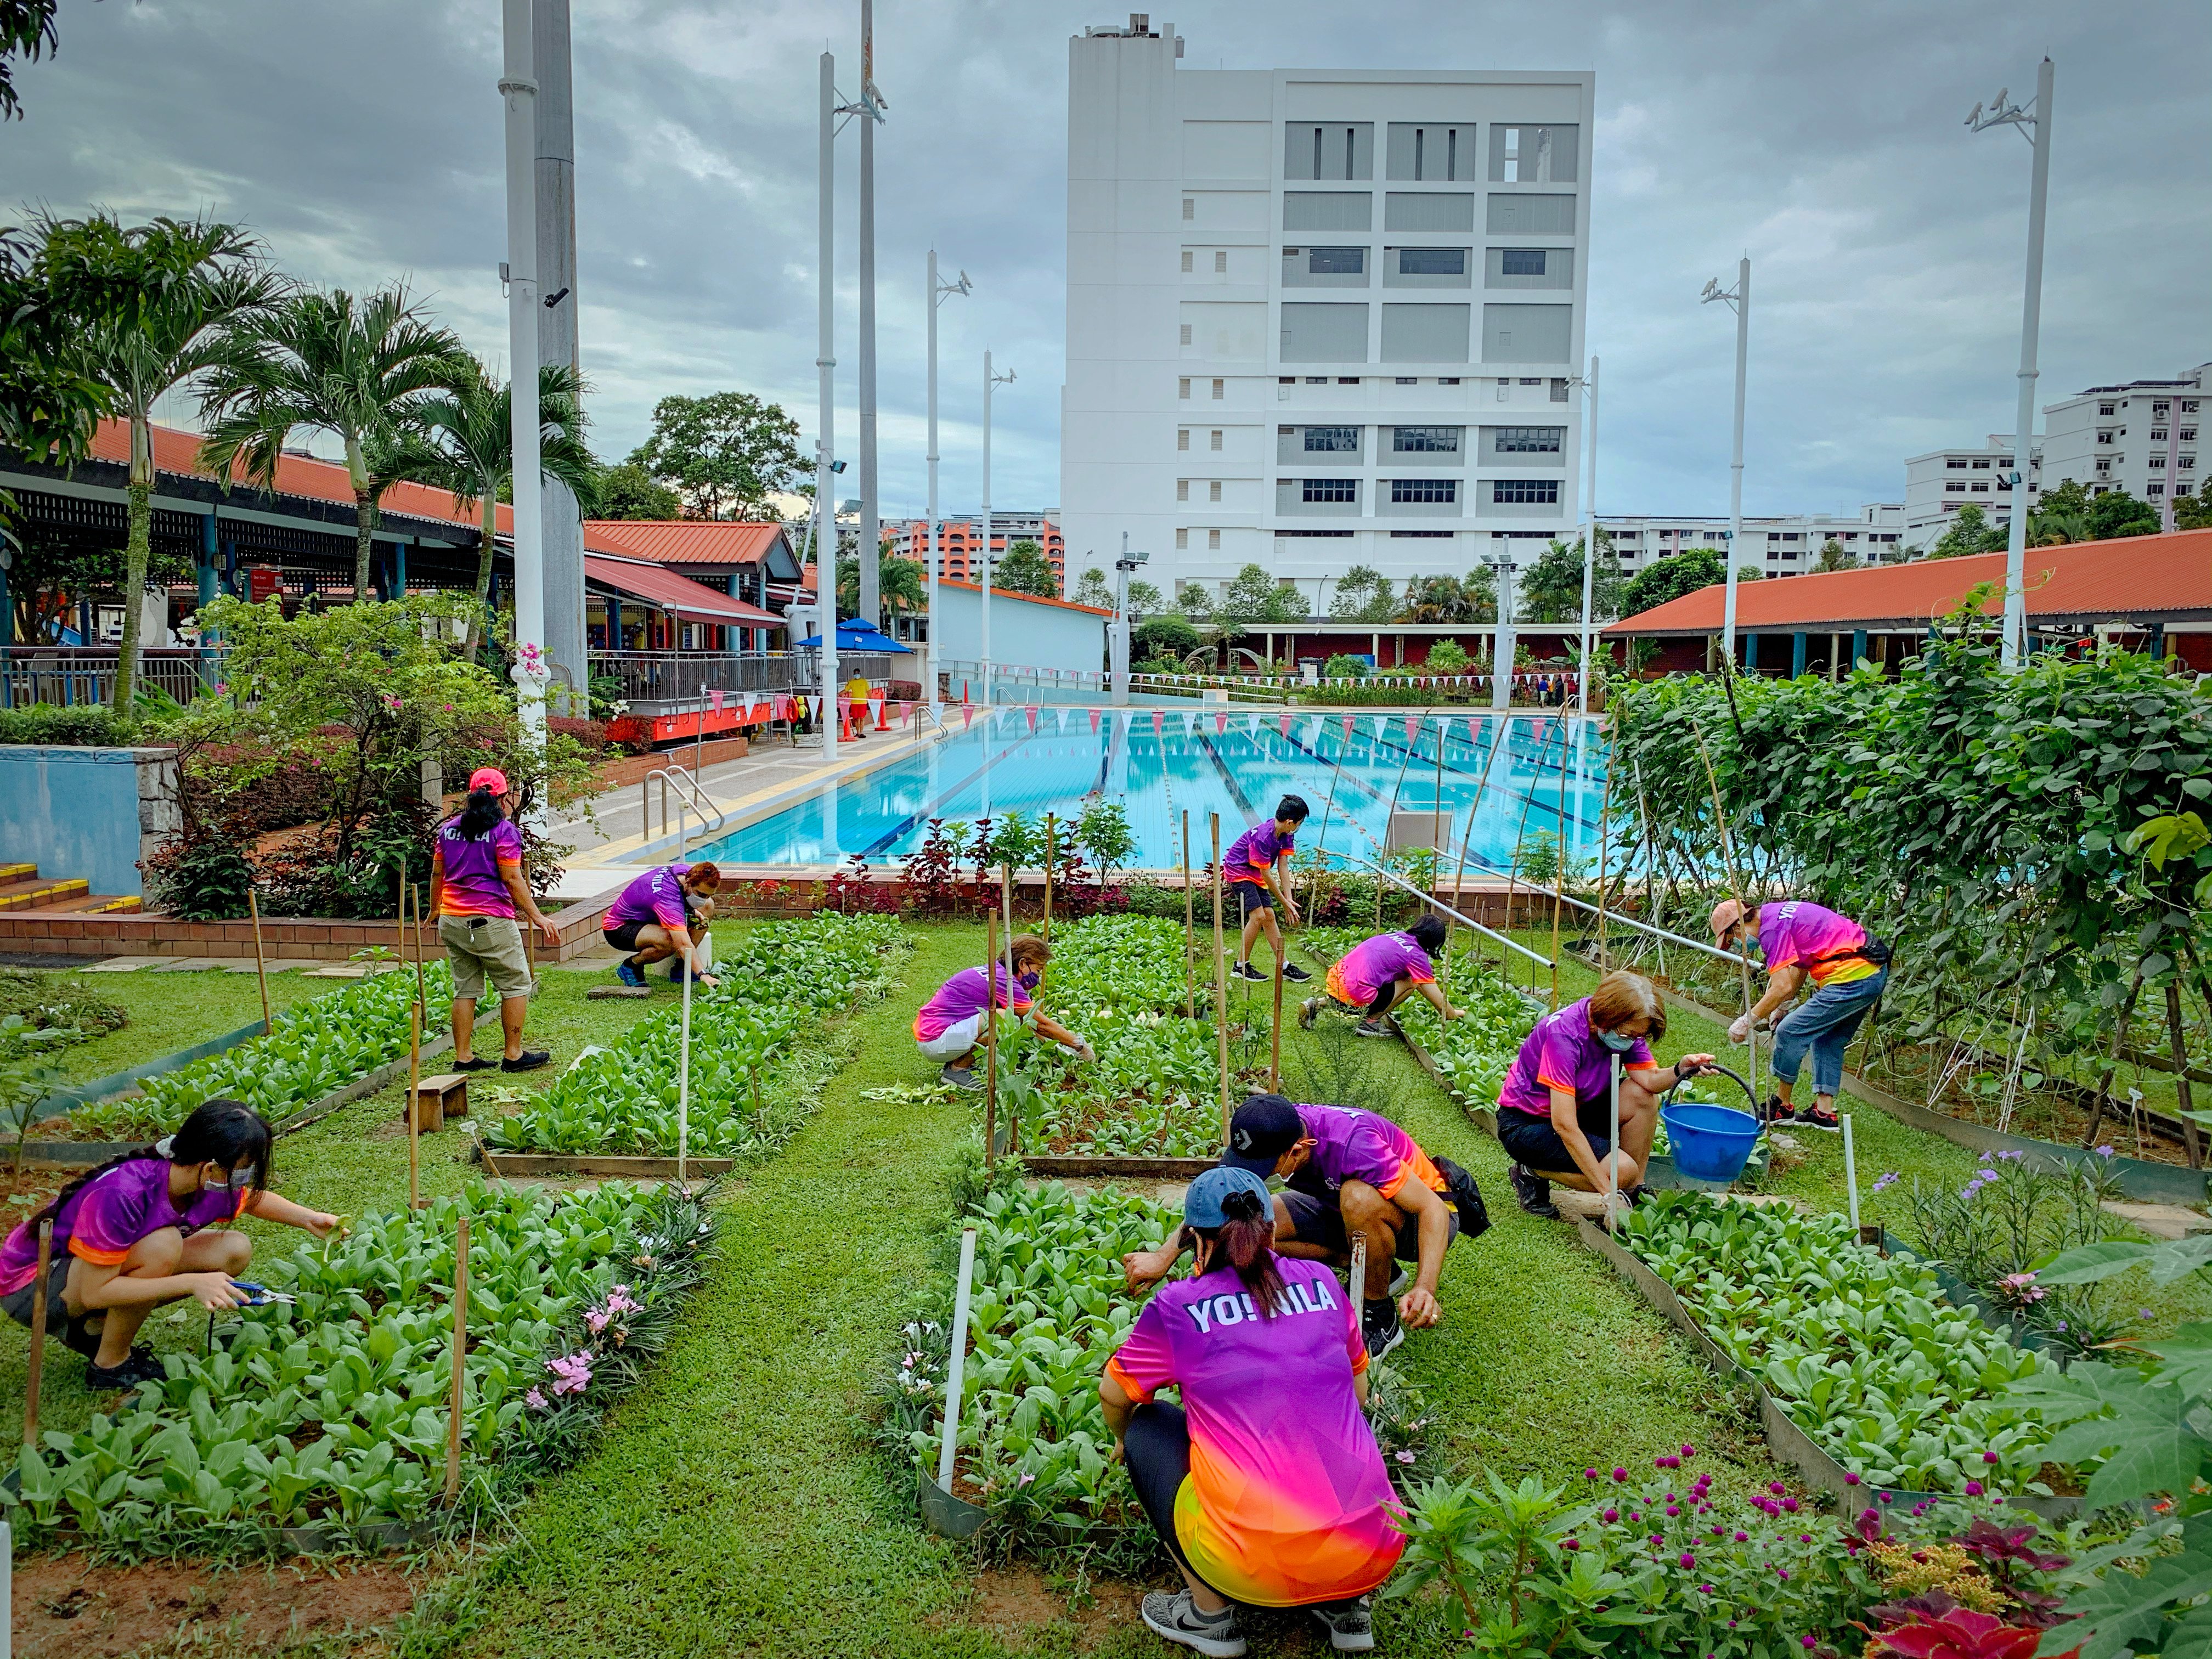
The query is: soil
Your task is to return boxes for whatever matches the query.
[954,1565,1145,1650]
[12,1552,419,1658]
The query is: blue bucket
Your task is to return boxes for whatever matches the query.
[1661,1102,1763,1185]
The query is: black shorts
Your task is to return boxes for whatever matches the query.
[1230,882,1274,921]
[1122,1401,1217,1589]
[603,919,658,952]
[1278,1153,1488,1258]
[1,1252,70,1334]
[1496,1095,1613,1175]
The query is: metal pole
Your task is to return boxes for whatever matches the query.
[981,352,995,707]
[816,52,840,768]
[1488,558,1517,712]
[1212,813,1229,1138]
[533,0,585,711]
[1723,258,1750,668]
[1113,533,1132,706]
[677,921,693,1186]
[500,0,547,751]
[927,250,941,712]
[856,0,882,636]
[1577,355,1600,718]
[935,1227,977,1489]
[2001,60,2053,668]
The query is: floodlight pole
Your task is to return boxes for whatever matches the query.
[927,250,970,714]
[1575,354,1600,717]
[856,0,886,634]
[816,52,839,766]
[981,351,1014,708]
[499,0,546,751]
[1485,554,1517,711]
[1968,59,2053,669]
[1702,259,1751,668]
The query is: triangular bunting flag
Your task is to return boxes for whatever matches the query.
[1088,708,1101,733]
[1340,714,1355,740]
[1152,710,1165,735]
[961,704,974,729]
[1215,711,1228,734]
[1373,715,1391,740]
[710,688,725,713]
[1278,711,1293,738]
[1025,705,1039,732]
[1403,714,1421,743]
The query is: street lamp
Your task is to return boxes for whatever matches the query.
[1569,355,1600,716]
[1967,60,2054,669]
[1701,259,1751,668]
[1482,552,1518,712]
[1113,535,1149,706]
[498,0,545,752]
[980,352,1014,707]
[926,252,971,712]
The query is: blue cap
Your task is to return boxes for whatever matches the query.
[1184,1165,1273,1229]
[1220,1093,1304,1176]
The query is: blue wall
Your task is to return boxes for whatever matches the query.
[0,747,156,895]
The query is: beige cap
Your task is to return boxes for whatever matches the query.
[1709,898,1748,941]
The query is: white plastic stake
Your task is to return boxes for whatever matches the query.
[676,944,694,1186]
[1,1517,10,1659]
[1843,1113,1860,1231]
[936,1227,978,1489]
[1606,1052,1622,1231]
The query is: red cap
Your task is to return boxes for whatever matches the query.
[468,766,510,795]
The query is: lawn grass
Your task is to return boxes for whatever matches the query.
[31,967,339,1087]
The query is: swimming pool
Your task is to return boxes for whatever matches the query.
[690,707,1610,876]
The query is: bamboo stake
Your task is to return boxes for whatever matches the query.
[1212,813,1229,1139]
[1547,721,1575,1009]
[1270,953,1284,1092]
[410,876,428,1014]
[1003,868,1020,1156]
[406,1002,422,1211]
[2166,980,2202,1170]
[1182,810,1195,1021]
[1042,812,1055,941]
[247,888,272,1037]
[983,908,999,1169]
[443,1210,469,1504]
[22,1220,49,1449]
[676,921,694,1187]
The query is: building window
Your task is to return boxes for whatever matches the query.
[1304,426,1359,452]
[1439,377,1460,385]
[2149,483,2166,497]
[1209,430,1223,451]
[2150,454,2166,469]
[1340,377,1361,384]
[1492,478,1560,504]
[1176,528,1189,549]
[1398,247,1467,276]
[1302,478,1358,503]
[2183,428,2198,442]
[1214,251,1227,274]
[2152,428,2170,443]
[1178,378,1191,400]
[2098,402,2115,415]
[2181,454,2197,470]
[1181,250,1194,273]
[1279,376,1295,384]
[1393,425,1460,453]
[1499,249,1546,276]
[1208,481,1222,502]
[1390,477,1458,504]
[1306,375,1327,383]
[1301,246,1364,274]
[1207,528,1222,549]
[1396,376,1417,384]
[1180,324,1193,346]
[1946,459,1968,469]
[1971,482,1989,492]
[1177,479,1190,501]
[1493,426,1561,453]
[1178,430,1190,451]
[1211,378,1224,399]
[1182,198,1195,221]
[1971,459,1990,469]
[1945,482,1967,493]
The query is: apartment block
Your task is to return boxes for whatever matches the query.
[1059,14,1593,616]
[1601,506,1905,577]
[2040,363,2206,524]
[1901,436,2042,549]
[885,515,1065,588]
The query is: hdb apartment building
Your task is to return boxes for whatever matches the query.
[1059,17,1592,613]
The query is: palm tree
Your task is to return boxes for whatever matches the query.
[197,286,466,602]
[837,545,926,627]
[27,212,285,709]
[416,359,598,613]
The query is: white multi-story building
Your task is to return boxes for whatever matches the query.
[1902,436,2041,549]
[1601,505,1905,577]
[2040,363,2206,522]
[1059,15,1593,615]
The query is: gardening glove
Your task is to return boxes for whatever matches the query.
[1070,1039,1097,1063]
[1728,1014,1753,1045]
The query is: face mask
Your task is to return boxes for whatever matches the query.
[1596,1029,1639,1054]
[211,1163,258,1194]
[1017,970,1041,991]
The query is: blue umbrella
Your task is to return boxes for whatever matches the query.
[792,618,912,654]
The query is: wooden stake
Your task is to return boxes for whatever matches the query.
[2168,980,2202,1170]
[409,876,428,1014]
[1212,813,1229,1139]
[1182,810,1195,1021]
[1042,812,1055,941]
[676,926,693,1187]
[22,1220,49,1449]
[1593,724,1616,971]
[406,1002,422,1211]
[983,908,999,1169]
[1270,954,1284,1091]
[443,1210,470,1504]
[1548,723,1573,1010]
[247,888,272,1037]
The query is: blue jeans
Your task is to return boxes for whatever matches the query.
[1770,967,1887,1096]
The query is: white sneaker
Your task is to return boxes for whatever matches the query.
[1140,1590,1245,1657]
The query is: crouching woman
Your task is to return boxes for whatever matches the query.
[1101,1166,1404,1658]
[0,1099,338,1390]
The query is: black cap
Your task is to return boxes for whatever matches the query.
[1221,1093,1304,1175]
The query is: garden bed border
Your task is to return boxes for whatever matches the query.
[37,1017,270,1120]
[478,1149,735,1180]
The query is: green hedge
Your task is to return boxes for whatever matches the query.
[0,704,140,747]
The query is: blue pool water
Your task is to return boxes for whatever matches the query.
[692,707,1610,875]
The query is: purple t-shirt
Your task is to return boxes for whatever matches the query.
[1105,1255,1402,1607]
[0,1159,246,1294]
[1223,820,1294,886]
[1498,996,1656,1118]
[913,964,1032,1043]
[1757,900,1875,985]
[436,816,522,918]
[603,864,694,933]
[1334,932,1436,1006]
[1291,1103,1449,1201]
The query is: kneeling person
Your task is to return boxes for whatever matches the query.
[603,861,721,990]
[1496,970,1714,1220]
[1300,914,1462,1038]
[913,933,1093,1090]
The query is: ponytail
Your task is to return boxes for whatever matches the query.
[24,1098,273,1234]
[1197,1184,1288,1321]
[452,785,503,841]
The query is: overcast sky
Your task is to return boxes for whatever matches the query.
[10,0,2207,529]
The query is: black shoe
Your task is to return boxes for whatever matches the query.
[1509,1163,1561,1220]
[1282,962,1312,983]
[1793,1102,1842,1132]
[1361,1297,1404,1361]
[453,1056,498,1073]
[1231,960,1267,983]
[86,1345,166,1392]
[500,1049,552,1073]
[940,1063,983,1092]
[1353,1018,1393,1038]
[1757,1094,1786,1125]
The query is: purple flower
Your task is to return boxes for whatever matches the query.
[544,1350,594,1396]
[1798,1534,1812,1543]
[1768,1481,1786,1495]
[1844,1471,1861,1486]
[1395,1450,1416,1464]
[1562,1537,1580,1550]
[1651,1535,1664,1548]
[1965,1480,1984,1497]
[1679,1552,1696,1568]
[1983,1451,1999,1464]
[1871,1171,1898,1193]
[1612,1466,1629,1482]
[1734,1531,1749,1542]
[1666,1505,1681,1517]
[2143,1308,2157,1320]
[1585,1466,1600,1479]
[524,1386,548,1410]
[1681,1443,1697,1458]
[2096,1144,2115,1158]
[1778,1567,1791,1581]
[1782,1497,1799,1513]
[1802,1639,1818,1651]
[1603,1508,1619,1523]
[1628,1511,1642,1523]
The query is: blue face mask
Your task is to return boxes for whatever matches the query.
[1596,1029,1639,1054]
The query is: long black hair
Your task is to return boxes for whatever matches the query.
[451,782,504,842]
[24,1098,274,1233]
[1193,1183,1288,1320]
[1409,915,1448,953]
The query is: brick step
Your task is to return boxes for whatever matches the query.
[38,893,143,916]
[0,878,90,912]
[0,862,41,890]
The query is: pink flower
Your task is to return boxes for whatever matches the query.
[544,1350,594,1396]
[1734,1531,1748,1542]
[1679,1552,1695,1568]
[1965,1480,1984,1497]
[1395,1450,1416,1464]
[524,1386,548,1410]
[1602,1508,1619,1523]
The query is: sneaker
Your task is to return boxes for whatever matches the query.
[614,957,647,989]
[1757,1094,1787,1125]
[1282,962,1312,983]
[453,1056,498,1073]
[1139,1589,1245,1658]
[1231,961,1267,983]
[1297,996,1322,1030]
[1310,1596,1375,1653]
[940,1064,983,1092]
[500,1050,552,1074]
[1793,1101,1842,1132]
[668,958,696,982]
[1353,1018,1393,1039]
[1509,1163,1561,1220]
[1361,1297,1404,1361]
[86,1345,166,1392]
[1389,1268,1409,1296]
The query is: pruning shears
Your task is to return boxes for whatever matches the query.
[204,1279,296,1356]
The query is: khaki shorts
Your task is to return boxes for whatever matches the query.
[440,915,533,1002]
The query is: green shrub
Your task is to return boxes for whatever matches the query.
[1425,637,1471,673]
[142,837,257,921]
[0,970,127,1040]
[0,704,139,747]
[1322,653,1369,680]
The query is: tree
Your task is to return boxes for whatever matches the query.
[2087,487,2159,541]
[1133,614,1199,666]
[0,224,112,498]
[1070,568,1115,610]
[1328,563,1397,622]
[1126,577,1164,613]
[1220,562,1306,624]
[1459,564,1500,624]
[1173,582,1215,621]
[28,212,285,708]
[626,391,803,520]
[2177,489,2212,533]
[1514,538,1590,623]
[198,285,466,603]
[416,359,599,616]
[994,539,1058,598]
[1,0,57,121]
[593,461,680,521]
[1618,546,1726,617]
[1812,537,1857,573]
[1397,574,1472,623]
[838,544,924,624]
[1925,502,2010,560]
